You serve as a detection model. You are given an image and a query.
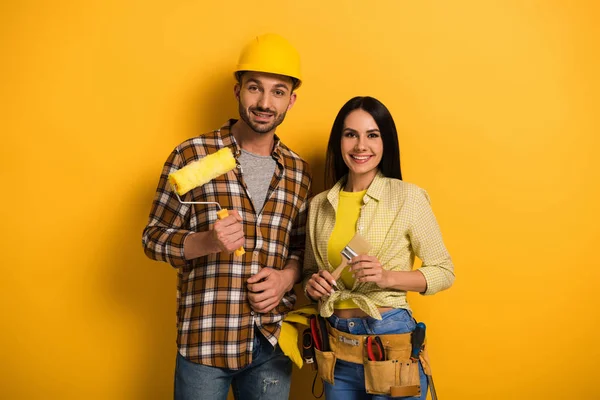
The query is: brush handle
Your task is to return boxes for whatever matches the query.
[331,258,349,281]
[331,233,372,281]
[216,209,246,257]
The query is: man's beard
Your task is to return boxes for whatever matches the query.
[239,104,287,134]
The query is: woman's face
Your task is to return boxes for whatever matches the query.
[340,109,384,180]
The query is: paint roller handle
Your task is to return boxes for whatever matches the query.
[216,209,246,257]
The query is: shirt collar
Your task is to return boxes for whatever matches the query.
[327,170,386,208]
[364,171,386,202]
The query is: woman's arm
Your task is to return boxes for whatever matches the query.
[349,255,427,293]
[350,186,454,294]
[407,188,455,295]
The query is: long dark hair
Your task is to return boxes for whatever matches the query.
[324,96,402,189]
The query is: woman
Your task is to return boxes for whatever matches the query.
[303,96,455,399]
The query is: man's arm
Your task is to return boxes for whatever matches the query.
[142,148,194,268]
[183,210,245,259]
[247,170,311,313]
[142,148,245,266]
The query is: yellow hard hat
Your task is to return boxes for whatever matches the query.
[235,33,302,89]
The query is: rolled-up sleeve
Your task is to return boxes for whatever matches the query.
[408,188,455,295]
[142,148,194,269]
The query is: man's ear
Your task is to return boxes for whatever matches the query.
[287,92,297,111]
[234,84,240,100]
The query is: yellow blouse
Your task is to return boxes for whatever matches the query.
[327,189,366,309]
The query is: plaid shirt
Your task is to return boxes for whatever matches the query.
[142,120,312,369]
[303,172,454,319]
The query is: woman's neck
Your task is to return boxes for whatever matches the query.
[344,170,377,192]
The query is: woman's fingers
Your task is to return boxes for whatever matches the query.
[307,272,336,300]
[351,259,383,282]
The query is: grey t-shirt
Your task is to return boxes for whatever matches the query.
[238,149,277,213]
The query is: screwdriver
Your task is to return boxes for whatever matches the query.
[411,322,438,400]
[410,322,426,360]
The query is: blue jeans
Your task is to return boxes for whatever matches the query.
[324,308,428,400]
[174,327,292,400]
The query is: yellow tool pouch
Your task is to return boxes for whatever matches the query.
[314,324,428,397]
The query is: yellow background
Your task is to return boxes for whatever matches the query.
[1,1,599,399]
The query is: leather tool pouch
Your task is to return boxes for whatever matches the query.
[311,315,337,384]
[363,334,421,397]
[314,348,337,384]
[327,325,423,397]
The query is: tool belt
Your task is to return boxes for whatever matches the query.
[312,322,432,397]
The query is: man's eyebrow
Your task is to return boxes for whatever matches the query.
[245,78,262,86]
[273,83,291,90]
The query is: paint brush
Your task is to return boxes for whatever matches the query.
[331,233,372,282]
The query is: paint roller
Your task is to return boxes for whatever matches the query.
[168,147,245,256]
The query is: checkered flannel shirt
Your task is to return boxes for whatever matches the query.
[143,120,312,369]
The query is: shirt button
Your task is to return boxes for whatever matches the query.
[250,311,255,316]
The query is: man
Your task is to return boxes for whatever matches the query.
[142,34,312,399]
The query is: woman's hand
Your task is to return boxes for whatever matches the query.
[349,255,392,289]
[305,270,337,301]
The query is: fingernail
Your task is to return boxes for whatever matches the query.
[331,280,338,287]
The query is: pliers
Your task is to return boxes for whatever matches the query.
[367,336,385,361]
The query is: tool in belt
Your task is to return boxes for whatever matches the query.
[411,322,438,400]
[302,329,316,365]
[303,315,330,398]
[309,314,330,352]
[367,336,385,361]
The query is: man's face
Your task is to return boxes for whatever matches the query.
[235,72,296,134]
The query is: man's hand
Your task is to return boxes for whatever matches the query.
[211,210,245,253]
[247,268,295,314]
[183,210,244,260]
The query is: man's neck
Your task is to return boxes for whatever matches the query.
[230,120,275,156]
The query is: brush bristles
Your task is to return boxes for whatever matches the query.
[168,148,236,195]
[343,233,372,256]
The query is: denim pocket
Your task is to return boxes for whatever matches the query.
[368,308,416,335]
